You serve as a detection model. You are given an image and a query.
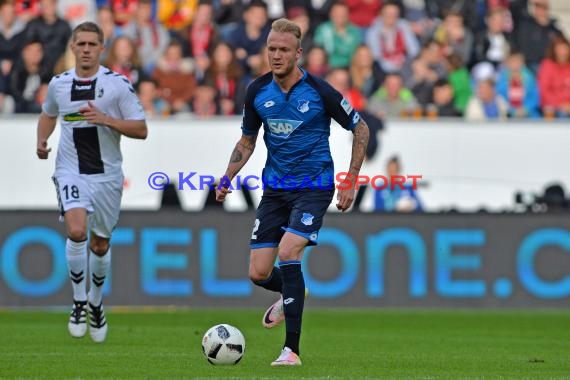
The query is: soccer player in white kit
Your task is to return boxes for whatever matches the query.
[36,22,148,343]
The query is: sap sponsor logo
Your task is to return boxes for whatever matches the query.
[264,100,275,108]
[341,98,353,115]
[267,119,302,138]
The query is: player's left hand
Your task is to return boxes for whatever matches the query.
[79,101,109,125]
[336,188,355,212]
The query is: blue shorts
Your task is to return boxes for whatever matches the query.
[250,187,335,249]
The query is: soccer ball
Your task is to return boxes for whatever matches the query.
[201,324,246,365]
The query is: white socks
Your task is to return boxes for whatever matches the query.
[88,248,111,306]
[66,239,88,301]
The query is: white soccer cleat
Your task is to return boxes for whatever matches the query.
[88,301,108,343]
[271,347,302,366]
[262,295,284,328]
[68,300,87,338]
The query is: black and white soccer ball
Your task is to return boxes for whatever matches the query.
[201,324,245,365]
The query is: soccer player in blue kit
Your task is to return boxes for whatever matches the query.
[215,18,369,366]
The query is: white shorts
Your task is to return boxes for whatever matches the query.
[52,174,123,239]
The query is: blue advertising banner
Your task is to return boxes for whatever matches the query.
[1,211,569,307]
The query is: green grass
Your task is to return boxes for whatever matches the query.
[1,309,570,379]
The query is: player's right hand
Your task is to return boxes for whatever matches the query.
[36,140,51,159]
[215,177,232,202]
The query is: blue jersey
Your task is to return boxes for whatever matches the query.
[241,69,361,190]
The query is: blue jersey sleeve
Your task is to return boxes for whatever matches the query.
[241,75,270,136]
[306,74,361,131]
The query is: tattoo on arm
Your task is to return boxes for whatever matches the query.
[230,148,243,163]
[225,134,257,178]
[349,119,370,174]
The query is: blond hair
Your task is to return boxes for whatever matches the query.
[271,18,302,47]
[72,22,104,44]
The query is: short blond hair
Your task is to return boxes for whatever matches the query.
[271,18,302,47]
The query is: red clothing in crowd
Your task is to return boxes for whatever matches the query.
[537,58,570,108]
[346,0,382,29]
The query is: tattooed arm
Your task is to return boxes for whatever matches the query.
[216,134,258,202]
[336,119,370,212]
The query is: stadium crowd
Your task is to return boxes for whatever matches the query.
[0,0,568,120]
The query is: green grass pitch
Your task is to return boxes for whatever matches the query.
[1,308,569,379]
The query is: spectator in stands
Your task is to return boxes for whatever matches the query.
[56,0,96,28]
[172,2,217,60]
[103,36,147,90]
[496,50,540,118]
[138,78,170,117]
[52,37,74,74]
[158,0,198,31]
[151,40,196,114]
[472,6,512,69]
[224,1,270,77]
[537,35,570,118]
[431,78,461,117]
[511,0,562,72]
[287,6,314,63]
[191,83,217,117]
[400,0,436,43]
[314,1,362,69]
[110,0,137,27]
[408,57,438,110]
[425,0,479,34]
[368,72,418,118]
[365,1,420,75]
[122,0,170,75]
[326,67,366,111]
[446,52,472,114]
[24,0,71,72]
[346,0,381,37]
[212,0,244,41]
[8,38,51,113]
[303,45,329,79]
[96,6,120,62]
[326,66,384,160]
[349,44,383,98]
[14,0,40,23]
[432,10,474,66]
[374,155,423,213]
[465,77,509,120]
[203,41,245,116]
[0,0,27,109]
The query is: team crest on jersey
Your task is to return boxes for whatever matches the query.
[98,88,104,98]
[301,213,314,226]
[264,100,275,108]
[297,100,310,113]
[267,119,302,138]
[63,112,86,122]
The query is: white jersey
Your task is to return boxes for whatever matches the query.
[42,65,145,182]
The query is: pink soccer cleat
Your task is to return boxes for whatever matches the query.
[271,347,302,366]
[262,295,284,328]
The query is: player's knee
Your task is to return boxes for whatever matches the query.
[90,240,109,256]
[249,268,271,283]
[277,246,300,262]
[67,227,87,242]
